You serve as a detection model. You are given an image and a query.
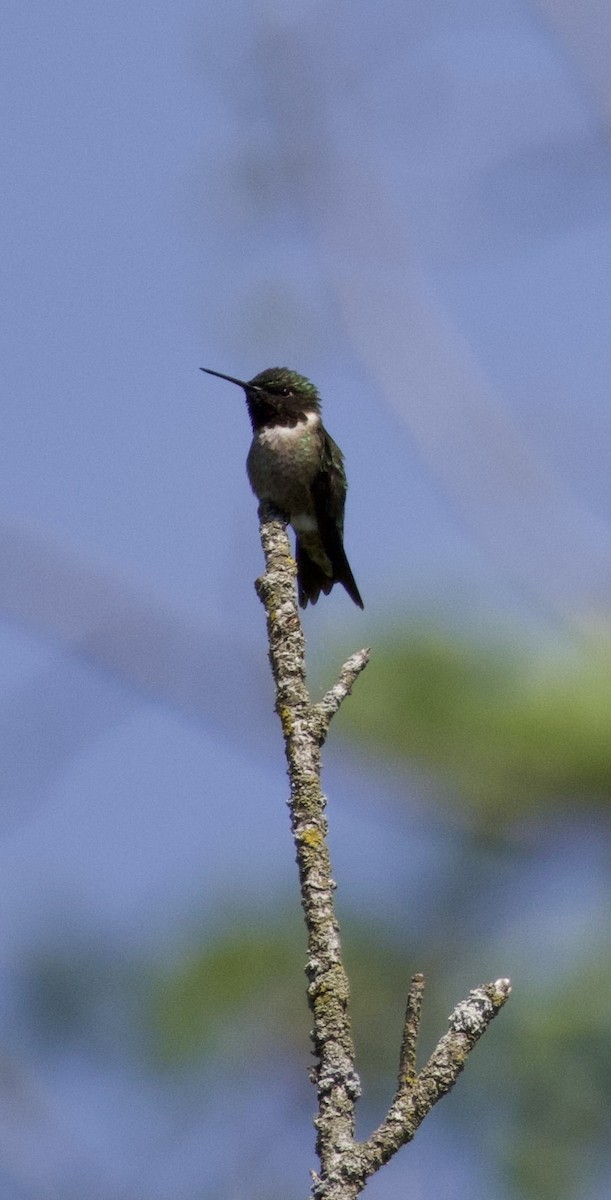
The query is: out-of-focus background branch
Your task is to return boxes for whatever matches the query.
[1,3,611,1198]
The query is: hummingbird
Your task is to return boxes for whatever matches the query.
[201,366,363,609]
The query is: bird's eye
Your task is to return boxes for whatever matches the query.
[281,387,293,397]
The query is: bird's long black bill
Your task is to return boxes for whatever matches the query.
[200,367,249,388]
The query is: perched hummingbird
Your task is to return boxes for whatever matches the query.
[201,366,363,609]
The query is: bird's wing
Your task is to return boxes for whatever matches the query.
[311,430,347,553]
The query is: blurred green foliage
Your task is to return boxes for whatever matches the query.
[150,920,308,1065]
[27,905,611,1200]
[337,625,611,823]
[22,622,611,1200]
[149,915,425,1082]
[492,956,611,1200]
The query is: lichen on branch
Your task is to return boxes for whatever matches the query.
[254,501,510,1200]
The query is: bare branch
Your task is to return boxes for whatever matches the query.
[397,973,425,1088]
[255,503,366,1184]
[312,649,371,744]
[360,978,511,1177]
[254,502,510,1199]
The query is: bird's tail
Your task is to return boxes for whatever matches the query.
[296,539,364,609]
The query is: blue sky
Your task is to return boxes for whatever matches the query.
[1,2,611,1196]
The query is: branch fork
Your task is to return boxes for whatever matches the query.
[255,503,510,1199]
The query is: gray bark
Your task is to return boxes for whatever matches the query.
[255,503,510,1199]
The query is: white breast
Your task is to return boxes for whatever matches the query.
[258,410,320,450]
[247,410,321,509]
